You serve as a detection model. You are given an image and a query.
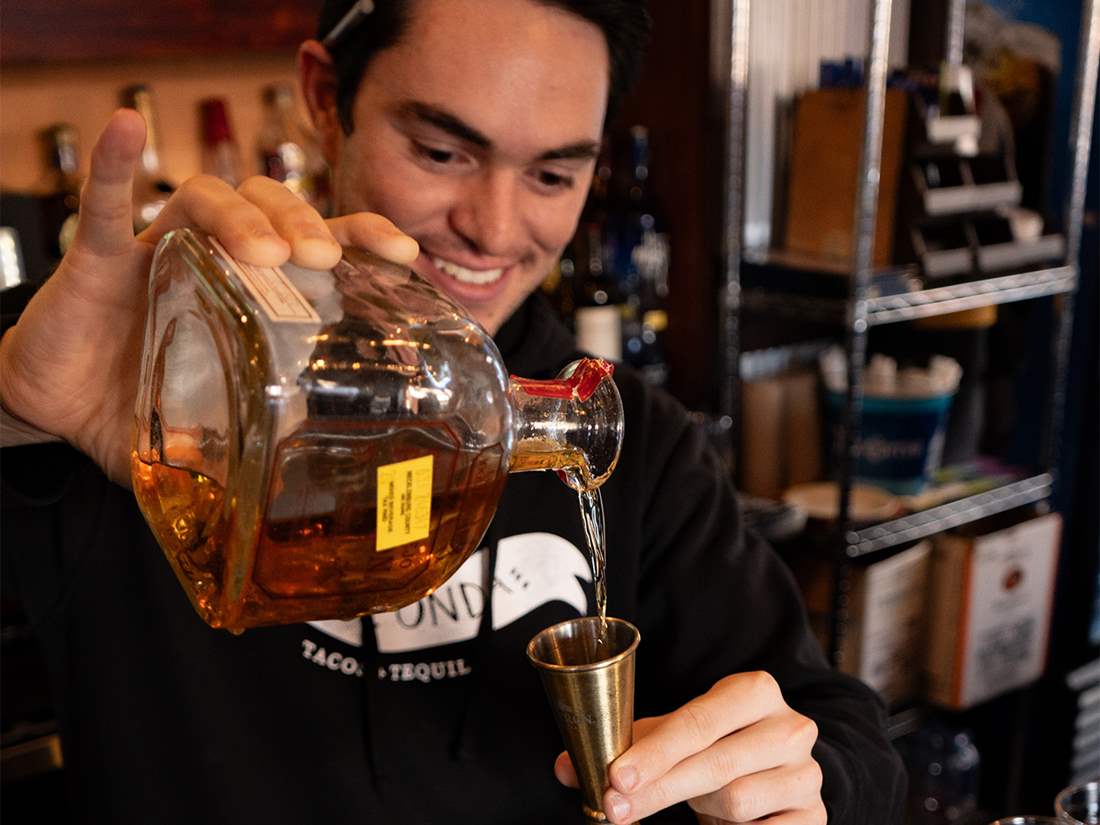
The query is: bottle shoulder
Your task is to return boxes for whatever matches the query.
[149,230,514,421]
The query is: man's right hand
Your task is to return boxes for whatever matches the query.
[0,108,418,486]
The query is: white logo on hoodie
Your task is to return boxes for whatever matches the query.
[307,532,592,653]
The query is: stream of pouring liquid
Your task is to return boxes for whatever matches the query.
[517,452,610,648]
[567,470,608,648]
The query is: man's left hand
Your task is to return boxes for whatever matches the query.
[554,671,826,824]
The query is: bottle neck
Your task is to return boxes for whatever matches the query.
[123,87,163,177]
[262,86,298,134]
[36,124,79,189]
[507,358,623,492]
[628,125,651,204]
[201,98,236,149]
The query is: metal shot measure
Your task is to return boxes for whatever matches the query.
[528,617,640,821]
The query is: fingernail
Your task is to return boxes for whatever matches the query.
[616,765,639,792]
[607,792,630,821]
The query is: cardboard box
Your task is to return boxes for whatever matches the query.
[782,87,908,268]
[792,540,932,706]
[924,513,1062,709]
[840,539,933,706]
[740,370,822,499]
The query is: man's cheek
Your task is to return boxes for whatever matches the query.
[539,212,586,253]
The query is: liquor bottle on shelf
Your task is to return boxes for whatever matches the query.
[36,123,82,263]
[630,306,669,388]
[120,84,175,232]
[199,98,245,188]
[542,256,578,324]
[256,83,331,216]
[606,125,670,386]
[571,157,626,361]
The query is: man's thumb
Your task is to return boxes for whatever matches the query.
[71,108,147,258]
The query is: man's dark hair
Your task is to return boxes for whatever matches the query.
[316,0,651,135]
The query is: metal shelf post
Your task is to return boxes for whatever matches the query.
[828,0,896,665]
[718,0,752,453]
[1045,0,1099,476]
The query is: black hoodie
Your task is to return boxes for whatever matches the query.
[2,293,906,823]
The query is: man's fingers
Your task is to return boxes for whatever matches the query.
[237,176,342,269]
[139,175,291,266]
[686,761,824,823]
[327,212,420,264]
[554,751,579,788]
[609,672,783,795]
[601,715,800,824]
[73,109,147,258]
[554,717,664,790]
[632,715,809,817]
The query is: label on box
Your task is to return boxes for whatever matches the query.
[852,540,932,704]
[959,513,1061,707]
[211,237,321,324]
[376,455,434,551]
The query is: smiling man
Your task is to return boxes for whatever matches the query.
[304,0,611,335]
[0,0,906,823]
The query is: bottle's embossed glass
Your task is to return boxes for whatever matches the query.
[132,229,623,632]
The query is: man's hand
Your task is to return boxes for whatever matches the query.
[0,108,417,484]
[555,671,826,824]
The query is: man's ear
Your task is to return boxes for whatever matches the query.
[298,40,344,166]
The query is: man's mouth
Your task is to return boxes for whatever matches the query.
[430,255,505,286]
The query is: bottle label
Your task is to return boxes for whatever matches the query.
[210,237,321,324]
[376,455,434,551]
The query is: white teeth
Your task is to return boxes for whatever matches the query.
[431,256,504,285]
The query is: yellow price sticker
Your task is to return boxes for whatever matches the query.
[376,455,434,551]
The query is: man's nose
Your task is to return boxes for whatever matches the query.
[450,168,523,258]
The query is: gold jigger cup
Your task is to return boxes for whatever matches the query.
[527,617,640,821]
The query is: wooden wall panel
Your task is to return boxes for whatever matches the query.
[617,3,719,410]
[1,1,317,64]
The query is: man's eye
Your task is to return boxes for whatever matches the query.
[536,170,574,190]
[414,143,456,164]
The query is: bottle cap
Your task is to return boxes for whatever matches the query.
[119,83,163,175]
[262,83,295,107]
[39,123,80,174]
[200,98,234,145]
[120,83,150,108]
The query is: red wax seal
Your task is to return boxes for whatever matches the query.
[511,358,614,402]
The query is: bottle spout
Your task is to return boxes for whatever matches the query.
[508,358,624,492]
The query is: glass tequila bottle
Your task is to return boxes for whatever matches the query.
[132,229,623,631]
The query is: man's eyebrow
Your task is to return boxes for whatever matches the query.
[398,101,491,148]
[537,141,601,162]
[397,100,600,163]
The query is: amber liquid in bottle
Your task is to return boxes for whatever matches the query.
[132,421,507,631]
